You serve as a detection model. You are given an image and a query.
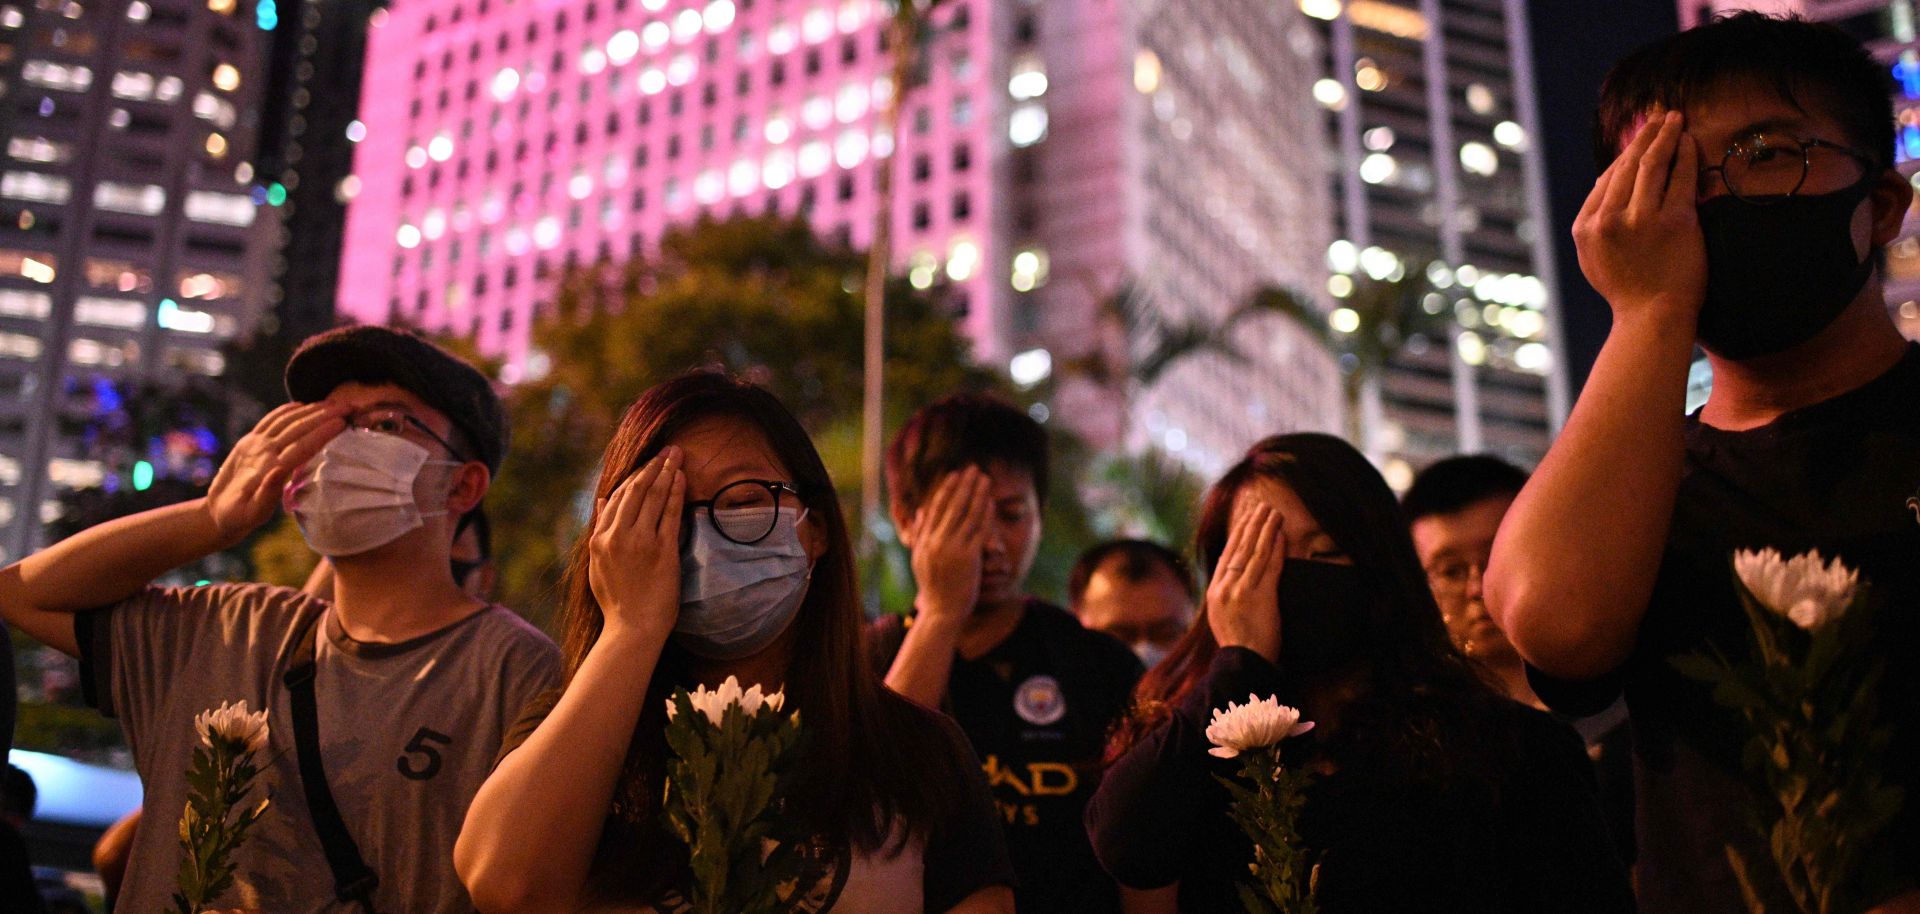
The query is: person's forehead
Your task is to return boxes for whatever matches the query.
[1629,79,1849,150]
[981,460,1037,502]
[671,416,788,488]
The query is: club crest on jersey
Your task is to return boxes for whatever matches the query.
[1013,674,1067,726]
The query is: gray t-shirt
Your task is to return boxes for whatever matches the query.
[79,582,560,914]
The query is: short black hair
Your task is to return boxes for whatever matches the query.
[886,392,1048,515]
[1402,455,1529,524]
[1593,12,1894,170]
[1,764,35,820]
[1067,539,1195,607]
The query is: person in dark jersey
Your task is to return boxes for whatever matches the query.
[869,393,1141,914]
[459,372,1014,913]
[1088,434,1631,914]
[1485,13,1920,913]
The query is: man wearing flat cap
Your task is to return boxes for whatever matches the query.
[0,325,559,914]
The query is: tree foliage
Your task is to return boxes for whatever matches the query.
[488,216,997,623]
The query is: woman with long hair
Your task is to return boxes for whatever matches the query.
[456,371,1015,913]
[1086,434,1630,913]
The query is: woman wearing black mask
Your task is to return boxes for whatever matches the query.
[1086,434,1631,914]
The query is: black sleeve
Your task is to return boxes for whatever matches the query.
[1496,711,1636,913]
[922,723,1017,912]
[1525,662,1626,718]
[1085,647,1289,889]
[0,820,45,914]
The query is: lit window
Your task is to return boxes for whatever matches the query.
[1,171,73,205]
[673,7,702,40]
[1493,120,1527,150]
[834,129,868,168]
[111,70,156,100]
[1465,83,1496,115]
[802,6,832,43]
[21,60,94,93]
[396,224,422,248]
[157,298,217,334]
[667,53,697,85]
[1009,104,1047,147]
[0,332,44,360]
[205,133,228,158]
[211,63,241,92]
[7,137,71,164]
[1011,248,1048,292]
[177,270,241,300]
[638,69,667,94]
[767,20,796,53]
[763,149,796,189]
[1008,57,1047,101]
[1359,152,1397,185]
[607,30,640,64]
[1299,0,1342,20]
[728,159,757,195]
[765,114,793,144]
[803,94,832,129]
[643,20,671,49]
[1133,49,1161,94]
[491,67,521,101]
[1363,126,1394,151]
[0,290,51,319]
[184,191,256,226]
[703,0,734,32]
[797,141,830,178]
[428,134,455,161]
[126,0,149,19]
[1354,59,1387,92]
[157,76,183,101]
[1459,141,1498,177]
[580,47,608,74]
[75,296,147,329]
[946,239,979,281]
[836,82,869,122]
[193,92,238,129]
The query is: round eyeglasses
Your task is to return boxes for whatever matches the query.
[1701,131,1875,204]
[685,479,804,545]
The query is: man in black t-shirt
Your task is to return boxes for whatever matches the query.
[869,393,1142,914]
[1485,14,1920,914]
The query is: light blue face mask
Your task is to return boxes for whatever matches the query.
[675,505,813,660]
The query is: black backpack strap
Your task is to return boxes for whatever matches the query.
[281,609,380,913]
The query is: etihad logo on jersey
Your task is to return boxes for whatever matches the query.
[983,754,1080,828]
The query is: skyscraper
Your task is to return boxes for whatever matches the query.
[0,0,279,559]
[1299,0,1569,483]
[337,0,1346,473]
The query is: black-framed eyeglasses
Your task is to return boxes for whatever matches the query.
[684,479,804,545]
[346,407,468,462]
[1700,131,1876,204]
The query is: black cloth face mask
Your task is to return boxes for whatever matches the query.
[1275,558,1374,677]
[1695,177,1877,360]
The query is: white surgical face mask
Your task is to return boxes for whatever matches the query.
[676,505,813,660]
[1133,641,1172,670]
[291,429,458,557]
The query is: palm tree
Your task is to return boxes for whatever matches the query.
[860,0,948,547]
[1251,276,1435,450]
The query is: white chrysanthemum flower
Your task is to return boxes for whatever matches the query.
[1205,694,1315,759]
[1734,548,1860,631]
[193,700,270,755]
[666,675,787,724]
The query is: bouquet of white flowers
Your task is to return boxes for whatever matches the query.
[1671,549,1903,914]
[1207,694,1319,914]
[662,676,807,914]
[172,700,272,914]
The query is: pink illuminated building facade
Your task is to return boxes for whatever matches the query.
[340,0,1345,470]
